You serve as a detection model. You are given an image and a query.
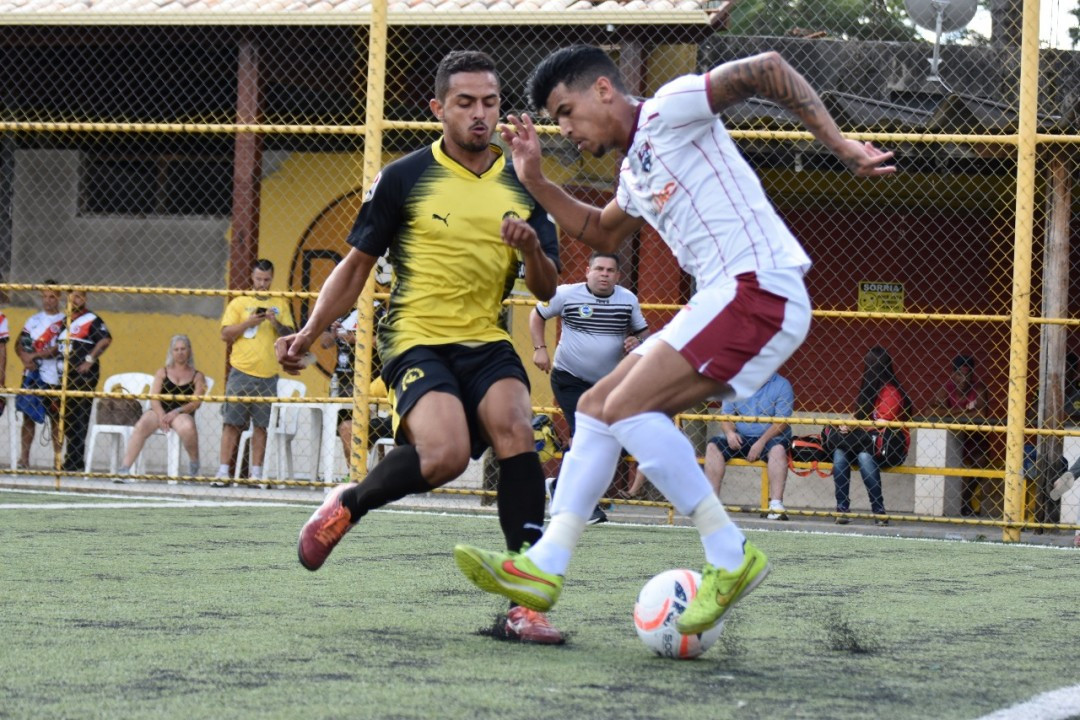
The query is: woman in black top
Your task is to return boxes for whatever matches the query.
[117,334,207,480]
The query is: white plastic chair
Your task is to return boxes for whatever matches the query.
[235,378,306,480]
[367,437,395,471]
[135,375,214,478]
[84,372,155,474]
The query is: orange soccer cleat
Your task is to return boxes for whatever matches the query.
[297,482,358,571]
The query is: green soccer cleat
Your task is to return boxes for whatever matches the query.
[676,540,771,635]
[453,544,563,612]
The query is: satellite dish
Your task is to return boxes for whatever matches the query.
[904,0,977,84]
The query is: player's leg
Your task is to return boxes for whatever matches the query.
[454,355,639,610]
[549,369,607,523]
[297,347,469,571]
[474,372,565,644]
[601,270,811,632]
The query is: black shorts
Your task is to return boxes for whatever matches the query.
[381,341,530,460]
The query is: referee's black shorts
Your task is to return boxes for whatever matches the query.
[381,341,530,459]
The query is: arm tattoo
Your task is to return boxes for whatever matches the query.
[710,53,828,127]
[575,211,591,242]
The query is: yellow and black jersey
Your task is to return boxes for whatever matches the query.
[347,138,559,363]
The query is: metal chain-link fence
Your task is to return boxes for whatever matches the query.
[0,0,1077,539]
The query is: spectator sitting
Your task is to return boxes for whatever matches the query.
[703,372,793,521]
[832,346,911,526]
[115,334,207,482]
[928,353,990,517]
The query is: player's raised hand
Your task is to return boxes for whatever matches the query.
[500,113,544,185]
[501,216,540,254]
[835,139,896,177]
[276,332,314,376]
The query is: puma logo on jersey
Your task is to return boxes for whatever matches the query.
[432,212,450,226]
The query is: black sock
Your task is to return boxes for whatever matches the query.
[341,445,429,520]
[496,451,546,552]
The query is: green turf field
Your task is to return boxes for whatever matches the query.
[3,489,1079,720]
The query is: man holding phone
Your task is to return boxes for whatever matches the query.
[214,258,295,485]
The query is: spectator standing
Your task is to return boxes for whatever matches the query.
[58,290,111,473]
[832,346,911,525]
[15,282,64,468]
[116,334,207,480]
[530,251,649,525]
[704,372,793,520]
[215,259,295,484]
[929,354,990,517]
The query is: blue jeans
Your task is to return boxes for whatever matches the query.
[833,448,886,515]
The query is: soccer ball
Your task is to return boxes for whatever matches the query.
[633,569,724,659]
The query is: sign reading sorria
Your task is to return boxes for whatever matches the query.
[857,281,905,313]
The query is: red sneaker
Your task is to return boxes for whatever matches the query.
[298,483,358,571]
[505,606,564,644]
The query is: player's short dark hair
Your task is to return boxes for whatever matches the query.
[589,252,619,267]
[434,50,499,102]
[253,258,274,275]
[43,278,59,286]
[528,45,627,113]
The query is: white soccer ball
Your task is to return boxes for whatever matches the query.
[633,569,724,659]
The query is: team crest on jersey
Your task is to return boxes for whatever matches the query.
[363,172,382,203]
[400,367,424,392]
[652,181,677,214]
[637,142,653,173]
[578,305,593,318]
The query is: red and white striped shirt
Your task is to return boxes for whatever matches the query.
[615,73,812,289]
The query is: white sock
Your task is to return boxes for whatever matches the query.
[692,494,746,571]
[526,513,586,576]
[548,413,623,518]
[526,413,622,575]
[251,465,263,480]
[216,464,230,477]
[609,412,713,515]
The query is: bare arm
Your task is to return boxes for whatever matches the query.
[503,218,559,301]
[150,369,166,418]
[500,113,645,253]
[706,52,895,177]
[276,247,378,375]
[529,308,552,373]
[221,313,264,344]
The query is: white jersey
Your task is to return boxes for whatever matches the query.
[537,282,648,384]
[615,73,812,288]
[20,311,65,385]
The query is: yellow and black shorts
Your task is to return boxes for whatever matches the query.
[382,341,529,459]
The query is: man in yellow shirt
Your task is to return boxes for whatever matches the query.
[215,259,294,483]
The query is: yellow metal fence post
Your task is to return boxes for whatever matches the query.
[349,0,388,484]
[1002,0,1042,542]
